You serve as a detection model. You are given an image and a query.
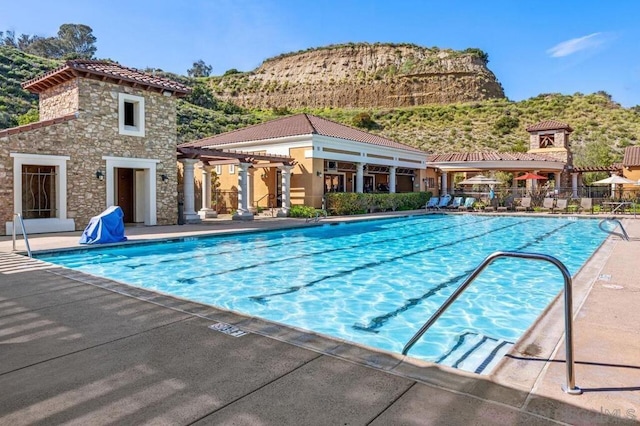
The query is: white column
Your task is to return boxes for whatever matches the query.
[571,173,579,198]
[248,166,254,212]
[531,170,539,191]
[356,163,365,193]
[554,172,562,194]
[441,172,448,195]
[198,164,217,219]
[180,158,201,224]
[389,166,397,193]
[277,165,293,217]
[232,162,254,220]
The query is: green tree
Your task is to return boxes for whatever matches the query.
[185,82,219,109]
[25,37,64,58]
[188,60,212,77]
[57,24,96,58]
[352,112,377,129]
[17,108,39,125]
[493,115,519,135]
[573,139,616,168]
[223,68,241,76]
[1,30,16,47]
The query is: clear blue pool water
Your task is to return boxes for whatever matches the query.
[38,215,606,373]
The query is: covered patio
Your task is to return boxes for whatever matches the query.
[178,147,295,222]
[427,152,567,197]
[178,114,428,214]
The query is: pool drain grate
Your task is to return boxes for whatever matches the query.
[209,322,248,337]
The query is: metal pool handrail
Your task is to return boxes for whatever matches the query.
[305,210,328,223]
[12,213,32,258]
[598,218,629,241]
[402,251,582,395]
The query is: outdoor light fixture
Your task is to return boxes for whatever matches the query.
[316,171,323,177]
[96,170,104,181]
[161,174,168,182]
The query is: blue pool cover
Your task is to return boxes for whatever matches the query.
[79,206,128,244]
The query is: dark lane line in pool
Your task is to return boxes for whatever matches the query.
[352,221,575,333]
[248,218,534,303]
[116,215,450,270]
[175,216,498,285]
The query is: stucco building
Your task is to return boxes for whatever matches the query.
[179,113,428,220]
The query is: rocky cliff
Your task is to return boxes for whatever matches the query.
[209,43,505,109]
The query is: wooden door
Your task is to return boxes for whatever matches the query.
[117,168,134,223]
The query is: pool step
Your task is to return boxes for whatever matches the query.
[437,332,514,374]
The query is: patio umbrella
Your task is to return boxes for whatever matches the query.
[514,172,547,181]
[592,175,636,199]
[592,175,636,185]
[458,175,502,185]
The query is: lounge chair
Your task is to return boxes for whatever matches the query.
[436,194,452,210]
[481,197,495,212]
[540,197,556,213]
[447,196,464,209]
[425,196,439,210]
[515,197,532,212]
[459,197,476,211]
[554,198,568,213]
[578,198,593,214]
[497,196,515,212]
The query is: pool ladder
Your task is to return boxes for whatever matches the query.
[403,251,582,395]
[598,218,629,241]
[306,210,328,223]
[12,213,32,258]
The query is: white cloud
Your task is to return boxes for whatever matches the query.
[547,33,605,58]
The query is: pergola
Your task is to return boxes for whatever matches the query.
[177,146,295,222]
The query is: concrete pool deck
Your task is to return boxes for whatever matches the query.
[0,212,638,424]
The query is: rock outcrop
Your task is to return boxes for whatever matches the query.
[210,43,505,109]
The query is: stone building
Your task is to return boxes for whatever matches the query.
[0,60,190,235]
[525,120,574,189]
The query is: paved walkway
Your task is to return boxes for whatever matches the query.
[1,212,638,425]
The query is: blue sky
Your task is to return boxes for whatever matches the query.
[2,0,639,106]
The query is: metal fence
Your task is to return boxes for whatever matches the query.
[450,186,639,213]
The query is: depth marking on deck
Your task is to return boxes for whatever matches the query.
[209,322,248,337]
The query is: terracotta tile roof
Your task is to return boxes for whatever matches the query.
[427,152,561,163]
[22,60,191,96]
[180,113,426,153]
[525,120,573,132]
[572,165,620,173]
[0,113,78,138]
[623,146,640,167]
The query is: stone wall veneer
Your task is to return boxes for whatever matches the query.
[0,78,179,235]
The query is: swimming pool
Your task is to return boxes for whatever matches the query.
[38,215,606,373]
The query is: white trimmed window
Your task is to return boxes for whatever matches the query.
[9,153,74,234]
[229,164,235,174]
[214,165,222,175]
[118,93,145,137]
